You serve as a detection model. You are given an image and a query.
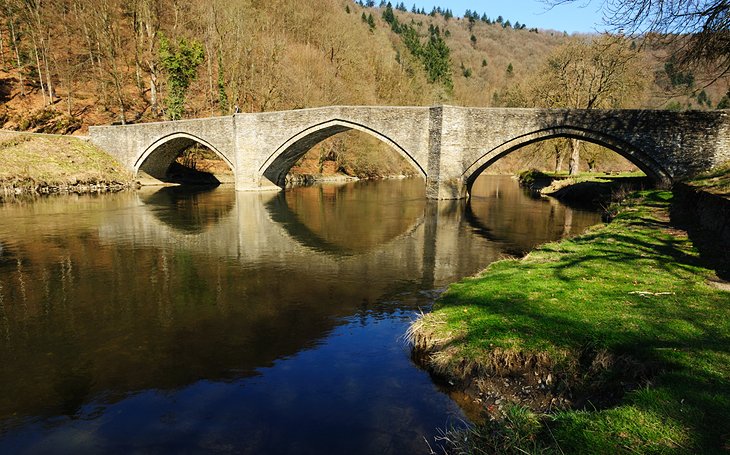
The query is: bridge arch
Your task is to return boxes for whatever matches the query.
[259,119,427,187]
[462,126,672,193]
[135,132,235,181]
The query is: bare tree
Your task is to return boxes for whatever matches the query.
[132,0,163,114]
[528,36,646,174]
[550,0,730,79]
[90,0,128,124]
[0,13,5,69]
[21,0,55,104]
[1,1,25,96]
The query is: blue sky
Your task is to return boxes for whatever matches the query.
[405,0,607,34]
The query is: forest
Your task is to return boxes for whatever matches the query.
[0,0,728,175]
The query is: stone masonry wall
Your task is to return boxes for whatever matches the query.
[89,106,730,199]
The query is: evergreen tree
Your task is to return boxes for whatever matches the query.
[382,3,396,25]
[697,89,711,107]
[217,53,228,114]
[506,62,514,77]
[664,60,695,88]
[158,35,205,121]
[470,34,477,47]
[467,13,476,31]
[367,13,376,30]
[422,26,453,90]
[401,24,421,56]
[717,91,730,109]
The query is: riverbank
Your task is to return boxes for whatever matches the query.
[409,190,730,453]
[517,169,650,208]
[285,172,359,186]
[0,131,134,201]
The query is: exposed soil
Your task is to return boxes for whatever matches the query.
[410,335,659,423]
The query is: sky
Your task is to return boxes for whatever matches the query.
[406,0,608,34]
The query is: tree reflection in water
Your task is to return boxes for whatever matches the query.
[0,176,600,454]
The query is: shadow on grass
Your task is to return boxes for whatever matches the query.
[669,190,730,281]
[433,191,730,451]
[439,287,730,451]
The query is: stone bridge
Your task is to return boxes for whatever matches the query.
[89,105,730,199]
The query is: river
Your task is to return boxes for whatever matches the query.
[0,175,600,454]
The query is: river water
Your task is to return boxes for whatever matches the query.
[0,176,599,454]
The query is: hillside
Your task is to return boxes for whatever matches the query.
[1,0,728,176]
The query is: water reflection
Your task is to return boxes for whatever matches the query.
[268,180,426,255]
[0,176,601,454]
[140,185,235,234]
[468,176,599,255]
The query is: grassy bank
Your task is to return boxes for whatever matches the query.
[516,169,650,208]
[0,131,133,199]
[410,190,729,453]
[685,161,730,198]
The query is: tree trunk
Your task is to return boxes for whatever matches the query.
[29,5,54,103]
[568,138,580,175]
[149,71,158,113]
[111,60,126,124]
[41,37,54,102]
[31,37,47,106]
[133,10,144,95]
[9,21,24,96]
[0,22,6,69]
[205,41,215,115]
[60,10,74,116]
[76,6,106,107]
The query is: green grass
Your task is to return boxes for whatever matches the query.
[0,132,132,191]
[686,161,730,198]
[412,190,730,453]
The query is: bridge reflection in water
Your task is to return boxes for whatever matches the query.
[0,176,600,454]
